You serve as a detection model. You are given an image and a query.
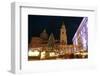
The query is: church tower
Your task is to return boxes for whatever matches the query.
[60,22,67,44]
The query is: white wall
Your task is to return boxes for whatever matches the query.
[0,0,100,76]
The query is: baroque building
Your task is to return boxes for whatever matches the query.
[28,18,88,60]
[29,17,88,53]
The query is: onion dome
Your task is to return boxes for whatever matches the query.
[40,29,48,40]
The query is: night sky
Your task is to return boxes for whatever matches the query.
[28,15,83,44]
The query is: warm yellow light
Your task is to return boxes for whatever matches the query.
[40,51,46,59]
[28,50,40,56]
[81,52,88,56]
[49,52,56,57]
[74,52,80,55]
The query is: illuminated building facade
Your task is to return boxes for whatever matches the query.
[72,17,88,51]
[28,17,88,60]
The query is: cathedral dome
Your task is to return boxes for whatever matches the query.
[40,29,48,40]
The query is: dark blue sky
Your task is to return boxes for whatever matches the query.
[28,15,83,44]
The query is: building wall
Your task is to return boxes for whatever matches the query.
[73,17,88,51]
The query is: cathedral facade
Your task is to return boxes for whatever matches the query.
[29,21,72,57]
[29,21,68,50]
